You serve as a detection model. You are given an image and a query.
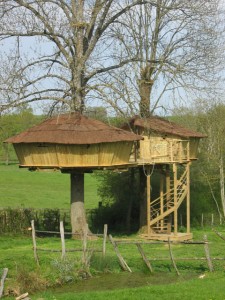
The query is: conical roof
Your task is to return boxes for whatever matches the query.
[122,115,206,138]
[6,113,143,144]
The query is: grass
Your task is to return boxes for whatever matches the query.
[1,228,225,299]
[34,272,225,300]
[1,164,225,299]
[0,164,100,209]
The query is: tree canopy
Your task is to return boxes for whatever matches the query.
[0,0,224,116]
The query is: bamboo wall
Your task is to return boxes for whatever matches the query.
[13,142,133,168]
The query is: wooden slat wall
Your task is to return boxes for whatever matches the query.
[14,142,133,167]
[111,142,133,165]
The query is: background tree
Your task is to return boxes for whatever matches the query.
[0,108,43,164]
[0,0,153,234]
[104,0,225,231]
[0,0,152,114]
[98,0,224,117]
[173,102,225,223]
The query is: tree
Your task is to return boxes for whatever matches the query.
[173,103,225,222]
[0,0,153,234]
[99,0,224,117]
[0,108,42,163]
[0,0,153,114]
[102,0,224,231]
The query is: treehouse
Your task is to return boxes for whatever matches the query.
[5,113,143,170]
[5,113,143,235]
[123,116,206,241]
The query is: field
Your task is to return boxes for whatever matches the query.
[0,164,100,209]
[1,164,225,299]
[1,228,225,299]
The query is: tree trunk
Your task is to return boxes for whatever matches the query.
[71,0,85,113]
[139,168,147,233]
[70,173,88,235]
[219,156,225,217]
[139,78,153,117]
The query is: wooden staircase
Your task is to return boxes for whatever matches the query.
[148,166,188,235]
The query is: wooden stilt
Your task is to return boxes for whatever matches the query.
[173,164,178,235]
[147,170,151,237]
[160,171,164,231]
[166,165,172,233]
[186,163,191,234]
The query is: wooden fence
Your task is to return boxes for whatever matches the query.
[109,233,225,275]
[30,220,108,266]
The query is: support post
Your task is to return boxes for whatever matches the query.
[70,173,88,235]
[147,169,151,237]
[160,171,164,231]
[173,164,178,235]
[186,163,191,234]
[166,165,172,233]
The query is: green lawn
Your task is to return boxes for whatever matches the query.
[34,272,225,300]
[1,229,225,300]
[0,164,100,209]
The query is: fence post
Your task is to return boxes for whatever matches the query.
[204,235,213,272]
[103,224,108,257]
[201,213,204,228]
[0,268,8,298]
[109,235,132,272]
[60,221,66,259]
[211,214,214,226]
[168,237,180,276]
[31,220,39,266]
[82,223,88,267]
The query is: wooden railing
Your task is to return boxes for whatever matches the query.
[136,139,190,164]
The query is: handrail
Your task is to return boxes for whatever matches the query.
[149,167,188,226]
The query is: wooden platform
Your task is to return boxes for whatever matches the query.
[140,232,193,242]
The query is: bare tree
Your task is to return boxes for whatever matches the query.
[0,0,155,114]
[0,0,156,234]
[99,0,224,117]
[98,0,224,231]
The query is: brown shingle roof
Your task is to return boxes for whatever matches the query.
[5,113,143,144]
[122,115,206,138]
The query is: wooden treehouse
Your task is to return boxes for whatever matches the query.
[122,116,206,241]
[5,112,205,240]
[5,113,142,234]
[5,113,142,170]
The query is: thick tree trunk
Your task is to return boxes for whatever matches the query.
[139,78,152,117]
[70,173,88,235]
